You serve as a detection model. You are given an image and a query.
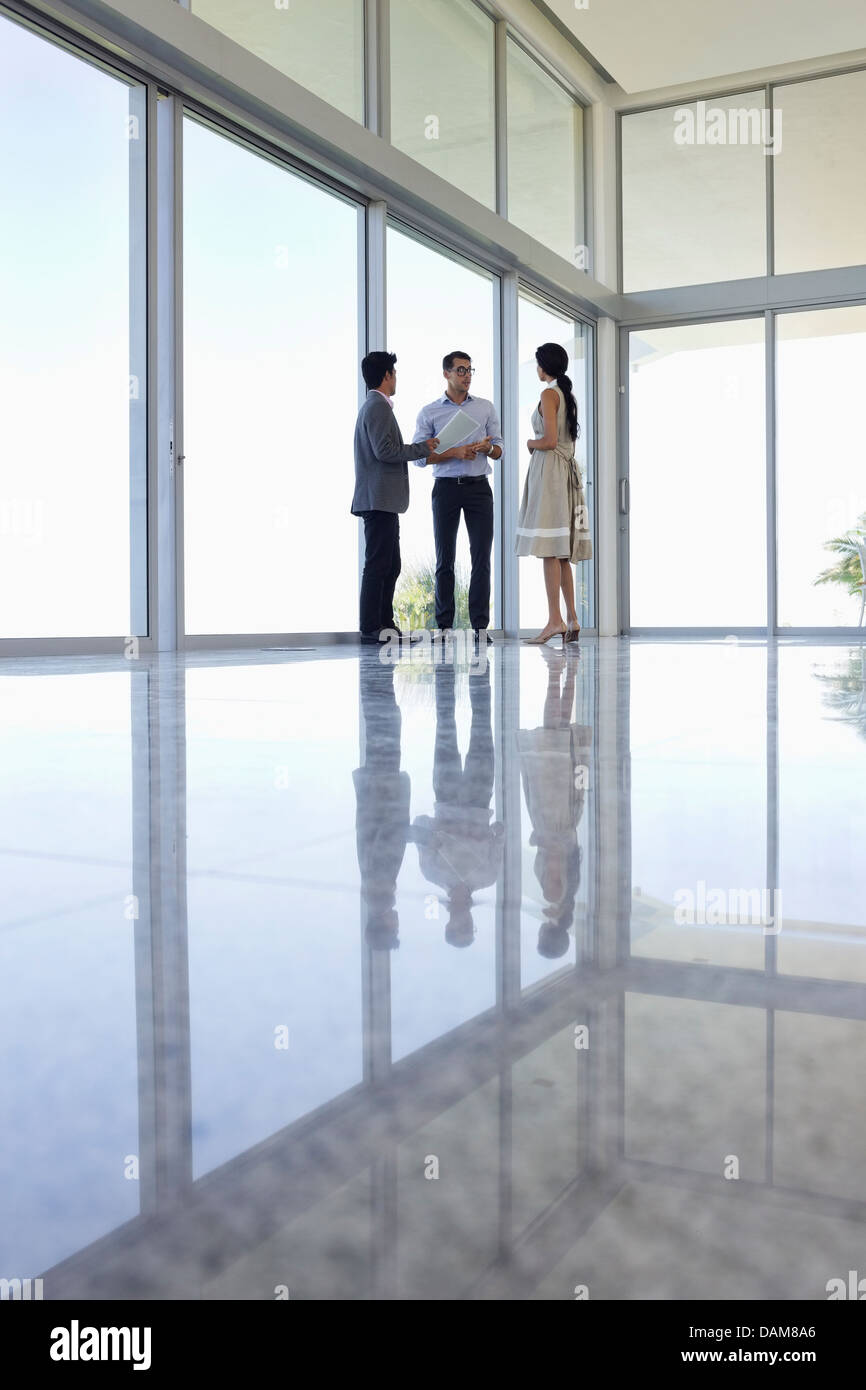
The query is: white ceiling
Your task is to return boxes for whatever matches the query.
[540,0,866,93]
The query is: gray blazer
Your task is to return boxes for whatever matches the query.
[351,391,429,515]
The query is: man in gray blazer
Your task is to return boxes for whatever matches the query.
[352,351,439,643]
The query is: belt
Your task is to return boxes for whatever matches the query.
[439,473,486,485]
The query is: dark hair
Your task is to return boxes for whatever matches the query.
[443,350,471,371]
[362,350,397,390]
[536,342,579,441]
[537,925,570,960]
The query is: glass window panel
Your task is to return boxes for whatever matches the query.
[0,674,138,1272]
[385,224,498,631]
[507,40,583,263]
[777,647,866,984]
[183,117,360,635]
[390,0,496,210]
[628,319,766,627]
[185,663,363,1178]
[773,71,866,275]
[189,0,364,123]
[776,305,866,627]
[518,294,593,632]
[621,93,767,291]
[628,644,768,971]
[0,15,146,638]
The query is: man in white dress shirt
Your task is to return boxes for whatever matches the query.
[413,351,503,638]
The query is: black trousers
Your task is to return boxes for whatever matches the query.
[431,476,494,630]
[358,510,400,635]
[433,662,494,812]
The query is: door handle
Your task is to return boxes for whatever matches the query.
[619,477,629,514]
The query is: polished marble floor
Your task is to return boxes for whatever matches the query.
[1,636,865,1299]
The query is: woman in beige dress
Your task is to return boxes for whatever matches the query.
[516,343,592,645]
[517,648,593,958]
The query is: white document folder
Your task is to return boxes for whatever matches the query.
[433,407,482,453]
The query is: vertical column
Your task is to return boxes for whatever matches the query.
[577,103,592,276]
[150,661,194,1202]
[362,201,388,601]
[586,637,628,1173]
[366,200,387,352]
[366,0,391,141]
[358,658,393,1087]
[590,99,617,290]
[132,668,157,1214]
[597,316,620,636]
[764,639,779,1181]
[495,644,520,1258]
[596,636,628,971]
[129,83,148,642]
[497,644,522,1011]
[765,310,777,636]
[582,318,597,631]
[492,276,504,629]
[494,19,508,218]
[500,273,519,637]
[591,98,620,637]
[155,92,180,652]
[133,659,193,1212]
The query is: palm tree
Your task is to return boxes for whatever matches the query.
[815,512,866,626]
[813,648,866,742]
[393,558,471,631]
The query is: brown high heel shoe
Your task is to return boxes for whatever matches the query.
[564,621,580,645]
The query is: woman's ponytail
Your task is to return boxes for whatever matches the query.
[556,372,579,441]
[536,342,579,441]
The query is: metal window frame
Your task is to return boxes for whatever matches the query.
[1,0,606,656]
[503,23,591,274]
[618,297,866,638]
[0,1,157,658]
[174,101,369,650]
[615,59,866,636]
[617,60,866,296]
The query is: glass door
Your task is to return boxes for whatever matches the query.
[385,223,499,632]
[181,114,362,639]
[624,318,766,630]
[0,14,147,642]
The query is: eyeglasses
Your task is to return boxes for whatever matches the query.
[451,366,475,377]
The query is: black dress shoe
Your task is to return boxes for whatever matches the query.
[359,631,382,645]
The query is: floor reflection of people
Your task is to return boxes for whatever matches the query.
[353,654,410,951]
[518,648,592,958]
[411,661,504,947]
